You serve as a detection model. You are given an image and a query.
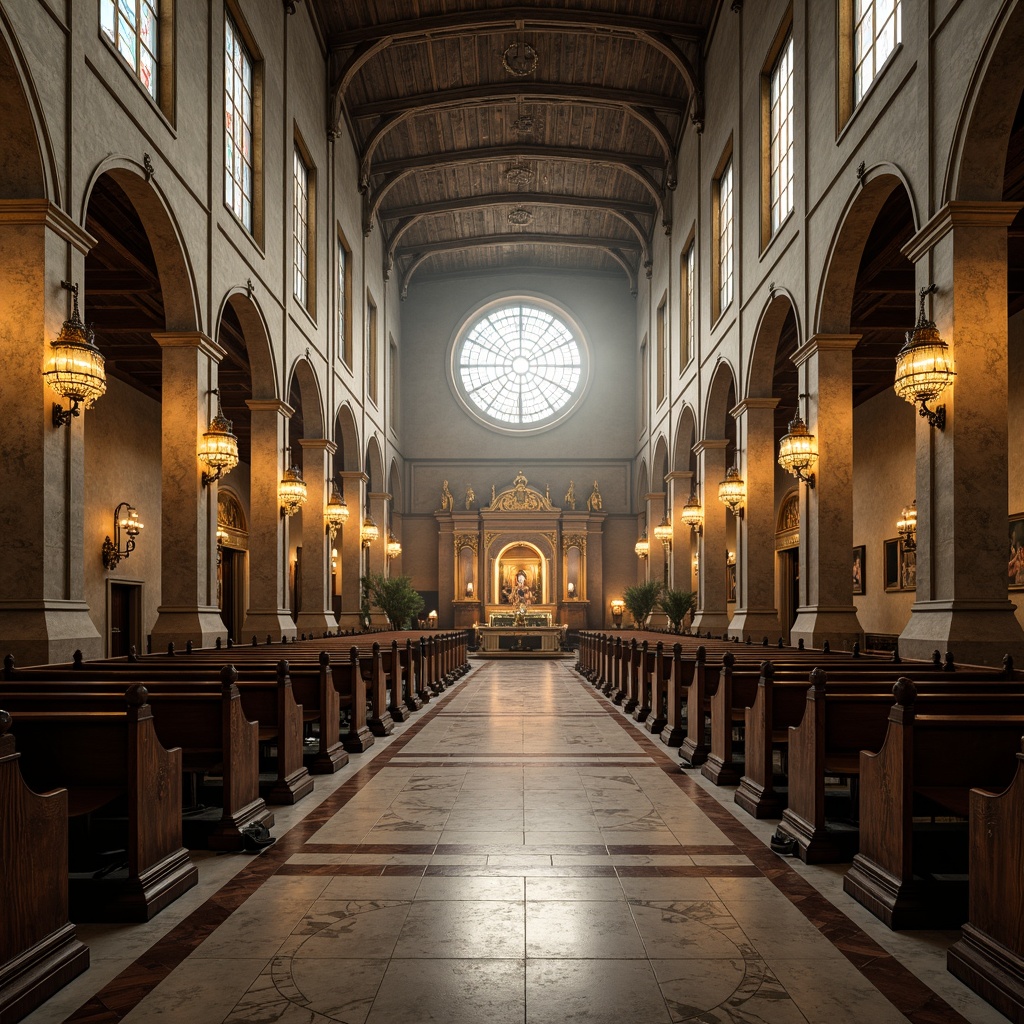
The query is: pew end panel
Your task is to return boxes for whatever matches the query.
[0,715,90,1024]
[948,746,1024,1024]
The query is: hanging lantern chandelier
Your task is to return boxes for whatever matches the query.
[43,280,107,427]
[894,284,955,430]
[198,389,239,486]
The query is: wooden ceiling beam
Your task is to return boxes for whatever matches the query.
[396,233,640,299]
[350,83,686,120]
[371,143,663,176]
[364,154,670,238]
[327,8,703,123]
[383,196,652,273]
[357,94,676,190]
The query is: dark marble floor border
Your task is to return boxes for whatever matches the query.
[581,673,974,1024]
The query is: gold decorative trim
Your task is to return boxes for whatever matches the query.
[490,470,558,512]
[562,533,587,553]
[454,533,479,553]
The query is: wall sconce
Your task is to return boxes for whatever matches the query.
[567,581,575,598]
[680,490,704,534]
[692,550,700,573]
[897,500,917,550]
[279,455,307,517]
[610,599,625,628]
[777,394,817,488]
[427,609,438,628]
[653,513,673,550]
[216,527,228,566]
[198,389,239,486]
[44,280,107,428]
[465,580,475,598]
[324,480,349,540]
[386,531,402,559]
[635,530,650,560]
[331,547,338,571]
[718,466,746,518]
[726,549,736,566]
[360,514,379,548]
[894,284,955,430]
[102,502,143,570]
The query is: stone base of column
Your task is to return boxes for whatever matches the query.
[728,609,783,644]
[0,601,102,667]
[150,607,227,652]
[790,606,863,652]
[296,611,338,638]
[689,611,731,636]
[241,610,298,645]
[336,612,364,632]
[899,600,1024,668]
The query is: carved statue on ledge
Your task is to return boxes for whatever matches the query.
[439,479,454,512]
[587,480,603,511]
[465,485,475,510]
[565,480,576,509]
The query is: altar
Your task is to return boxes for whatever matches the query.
[476,610,568,656]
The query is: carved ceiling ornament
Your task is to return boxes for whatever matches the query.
[490,471,558,512]
[217,490,246,531]
[454,533,479,554]
[778,492,800,534]
[562,533,587,553]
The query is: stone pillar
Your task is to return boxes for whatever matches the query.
[242,399,297,640]
[728,398,781,640]
[666,470,694,596]
[585,513,606,629]
[295,438,336,636]
[899,202,1024,665]
[436,513,455,628]
[337,470,367,630]
[790,335,864,650]
[0,201,102,664]
[647,490,670,587]
[690,440,730,634]
[149,333,229,650]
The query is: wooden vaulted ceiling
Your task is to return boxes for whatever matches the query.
[314,0,717,296]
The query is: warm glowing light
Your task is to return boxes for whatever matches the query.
[386,532,402,559]
[199,391,239,486]
[897,499,917,550]
[777,414,818,487]
[894,285,954,430]
[680,492,704,533]
[653,514,674,547]
[43,282,106,426]
[360,515,380,547]
[279,464,307,517]
[324,481,350,539]
[634,531,650,560]
[718,466,746,516]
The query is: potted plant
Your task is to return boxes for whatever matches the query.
[623,580,663,628]
[659,588,696,633]
[360,572,425,629]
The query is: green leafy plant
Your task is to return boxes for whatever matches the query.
[659,588,696,633]
[623,580,663,628]
[360,572,424,629]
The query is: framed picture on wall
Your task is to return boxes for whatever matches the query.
[1010,514,1024,590]
[884,538,916,592]
[852,546,866,595]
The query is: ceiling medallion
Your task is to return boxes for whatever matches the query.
[508,206,532,226]
[505,163,534,190]
[512,113,544,135]
[502,41,538,77]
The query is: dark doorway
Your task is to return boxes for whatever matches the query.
[109,582,141,657]
[220,547,242,643]
[778,547,799,638]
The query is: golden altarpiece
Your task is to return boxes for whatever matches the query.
[435,472,605,635]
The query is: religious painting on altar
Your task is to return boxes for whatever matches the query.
[501,565,540,605]
[1010,514,1024,589]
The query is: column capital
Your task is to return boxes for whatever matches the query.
[792,334,860,368]
[153,331,225,362]
[0,199,96,253]
[644,491,666,502]
[297,438,337,455]
[693,438,730,455]
[903,200,1024,264]
[246,398,295,418]
[368,491,393,502]
[338,470,368,483]
[665,470,694,484]
[730,397,779,417]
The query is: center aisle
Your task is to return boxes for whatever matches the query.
[56,659,990,1024]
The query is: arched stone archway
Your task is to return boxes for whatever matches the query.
[0,22,97,664]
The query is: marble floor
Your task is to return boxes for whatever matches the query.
[24,659,1008,1024]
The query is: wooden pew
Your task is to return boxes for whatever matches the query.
[0,710,90,1024]
[947,741,1024,1024]
[7,684,198,921]
[1,669,274,852]
[777,674,1024,862]
[842,681,1024,929]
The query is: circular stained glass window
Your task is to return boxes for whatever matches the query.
[452,301,589,433]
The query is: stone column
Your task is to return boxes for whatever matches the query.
[666,470,694,595]
[790,335,864,650]
[585,512,606,629]
[728,398,781,640]
[149,333,229,650]
[436,513,455,628]
[648,490,670,590]
[690,440,730,634]
[337,470,366,630]
[0,201,102,664]
[899,202,1024,664]
[242,399,297,640]
[295,438,336,636]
